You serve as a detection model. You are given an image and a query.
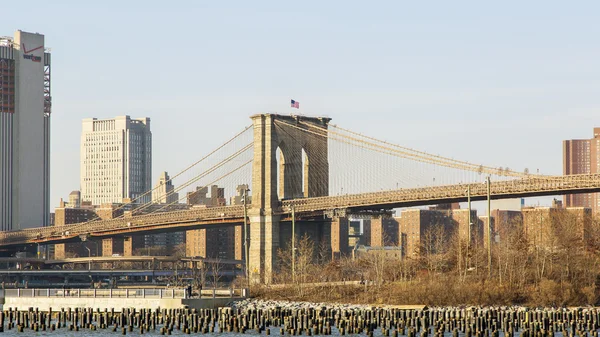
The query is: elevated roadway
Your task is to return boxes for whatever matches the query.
[0,174,598,247]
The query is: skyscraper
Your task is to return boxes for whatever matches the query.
[0,30,52,230]
[563,128,600,213]
[152,171,179,204]
[81,116,151,205]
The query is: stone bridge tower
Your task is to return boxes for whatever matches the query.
[249,114,330,283]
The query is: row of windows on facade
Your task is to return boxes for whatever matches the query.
[82,163,123,169]
[83,172,127,177]
[83,141,149,149]
[85,154,128,159]
[84,181,147,190]
[91,120,116,132]
[83,155,147,161]
[82,177,124,181]
[84,138,120,143]
[83,165,145,172]
[85,147,122,152]
[85,180,147,187]
[84,191,146,197]
[87,182,122,187]
[83,166,146,173]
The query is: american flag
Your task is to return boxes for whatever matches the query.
[290,99,299,109]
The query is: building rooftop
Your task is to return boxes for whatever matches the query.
[0,36,13,47]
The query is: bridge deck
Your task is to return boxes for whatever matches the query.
[0,174,598,247]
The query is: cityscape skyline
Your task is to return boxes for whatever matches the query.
[1,1,598,212]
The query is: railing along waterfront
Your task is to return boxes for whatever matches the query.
[3,288,187,299]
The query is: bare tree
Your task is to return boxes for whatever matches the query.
[421,225,450,274]
[172,243,186,258]
[210,259,223,289]
[362,251,387,289]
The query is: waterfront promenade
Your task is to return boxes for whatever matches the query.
[0,288,246,311]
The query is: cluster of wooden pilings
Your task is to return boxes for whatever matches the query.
[2,306,600,335]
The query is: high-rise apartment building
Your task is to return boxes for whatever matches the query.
[490,209,522,242]
[152,171,178,204]
[398,209,454,258]
[0,30,51,230]
[522,206,591,249]
[563,128,600,213]
[81,116,151,205]
[363,217,399,247]
[451,208,482,245]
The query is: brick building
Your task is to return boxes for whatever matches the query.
[563,128,600,213]
[53,200,97,259]
[185,184,237,259]
[398,209,454,258]
[363,217,399,247]
[490,209,523,242]
[522,206,592,249]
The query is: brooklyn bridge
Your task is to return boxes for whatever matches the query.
[1,114,599,283]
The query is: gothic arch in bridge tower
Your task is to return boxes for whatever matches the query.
[250,114,330,211]
[277,142,319,200]
[249,113,331,284]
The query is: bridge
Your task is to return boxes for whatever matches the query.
[0,114,597,283]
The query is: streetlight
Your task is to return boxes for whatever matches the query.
[466,185,471,271]
[486,176,491,278]
[242,188,250,286]
[291,205,296,282]
[84,247,91,270]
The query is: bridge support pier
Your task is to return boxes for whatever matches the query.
[102,238,124,257]
[234,225,244,261]
[330,217,349,259]
[186,228,236,259]
[123,236,144,256]
[249,212,280,284]
[364,217,399,247]
[54,244,66,259]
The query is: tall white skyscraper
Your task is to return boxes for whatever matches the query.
[80,116,152,205]
[0,30,52,230]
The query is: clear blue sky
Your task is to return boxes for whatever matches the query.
[3,1,599,210]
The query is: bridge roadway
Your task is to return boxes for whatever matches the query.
[0,173,598,247]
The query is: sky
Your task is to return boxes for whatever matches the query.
[2,0,600,211]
